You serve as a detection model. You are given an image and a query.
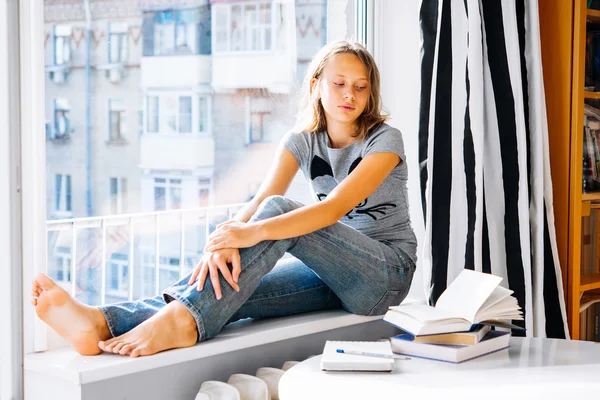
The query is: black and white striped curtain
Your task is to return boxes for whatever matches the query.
[418,0,568,338]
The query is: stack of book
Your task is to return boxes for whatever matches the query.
[383,269,523,363]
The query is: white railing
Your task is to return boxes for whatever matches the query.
[46,203,244,305]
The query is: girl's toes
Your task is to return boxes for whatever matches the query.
[112,342,126,354]
[119,343,134,355]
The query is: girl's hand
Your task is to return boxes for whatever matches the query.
[188,248,241,300]
[205,221,263,252]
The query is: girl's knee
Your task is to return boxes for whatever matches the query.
[252,195,299,220]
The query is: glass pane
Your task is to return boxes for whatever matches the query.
[43,0,355,307]
[231,5,244,51]
[110,263,119,290]
[47,230,73,288]
[259,4,271,24]
[160,96,177,134]
[179,96,192,133]
[158,214,182,289]
[215,7,229,52]
[65,175,72,211]
[155,186,166,211]
[55,174,61,211]
[183,210,207,276]
[73,227,103,305]
[198,96,207,132]
[147,96,159,133]
[170,186,182,209]
[109,34,121,63]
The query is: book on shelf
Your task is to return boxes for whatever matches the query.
[320,340,394,372]
[383,269,523,336]
[390,330,511,364]
[410,324,491,346]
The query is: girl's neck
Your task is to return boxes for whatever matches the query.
[326,120,358,149]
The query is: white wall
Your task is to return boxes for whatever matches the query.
[376,0,426,300]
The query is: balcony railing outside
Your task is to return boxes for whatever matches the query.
[46,203,244,305]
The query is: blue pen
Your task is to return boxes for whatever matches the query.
[336,349,411,360]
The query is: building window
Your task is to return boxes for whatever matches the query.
[214,2,272,53]
[53,246,72,282]
[147,96,159,133]
[108,253,129,293]
[109,177,128,214]
[154,177,182,211]
[108,23,128,64]
[198,177,211,207]
[145,94,210,135]
[154,9,198,56]
[198,96,208,133]
[108,99,127,140]
[53,25,72,65]
[250,111,270,143]
[141,253,189,296]
[53,98,71,138]
[55,174,72,214]
[179,96,192,133]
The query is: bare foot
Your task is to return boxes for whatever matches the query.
[99,300,198,357]
[32,273,111,356]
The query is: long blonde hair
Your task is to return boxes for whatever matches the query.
[294,40,389,140]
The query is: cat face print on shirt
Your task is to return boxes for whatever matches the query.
[309,155,396,220]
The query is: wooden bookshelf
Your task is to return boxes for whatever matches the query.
[582,192,600,201]
[540,0,600,340]
[587,8,600,23]
[581,273,600,291]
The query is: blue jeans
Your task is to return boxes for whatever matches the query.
[99,196,416,341]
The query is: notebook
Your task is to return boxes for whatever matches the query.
[320,340,394,372]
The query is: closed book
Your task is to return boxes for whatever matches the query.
[412,324,491,346]
[383,269,523,336]
[390,330,510,364]
[320,340,394,372]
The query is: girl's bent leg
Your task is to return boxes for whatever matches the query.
[163,195,415,342]
[228,257,342,323]
[98,295,167,337]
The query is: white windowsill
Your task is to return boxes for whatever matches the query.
[24,310,382,386]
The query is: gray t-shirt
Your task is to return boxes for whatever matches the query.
[282,123,417,263]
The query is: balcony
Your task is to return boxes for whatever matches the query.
[140,134,215,171]
[141,55,212,88]
[211,52,295,93]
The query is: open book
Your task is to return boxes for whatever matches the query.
[383,269,523,336]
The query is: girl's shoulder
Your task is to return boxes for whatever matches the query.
[365,123,403,143]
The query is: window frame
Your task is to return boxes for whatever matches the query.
[107,253,130,297]
[53,97,71,139]
[212,1,276,54]
[109,176,128,214]
[153,9,199,56]
[54,173,72,217]
[1,0,25,393]
[53,246,72,283]
[19,0,365,362]
[108,22,128,64]
[153,176,183,211]
[107,98,127,141]
[53,25,72,66]
[144,91,211,136]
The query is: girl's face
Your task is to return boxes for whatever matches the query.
[312,53,370,130]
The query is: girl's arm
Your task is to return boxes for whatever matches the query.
[205,152,400,251]
[231,144,300,223]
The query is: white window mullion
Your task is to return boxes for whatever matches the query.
[192,96,197,135]
[227,6,232,52]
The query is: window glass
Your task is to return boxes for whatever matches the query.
[43,0,355,308]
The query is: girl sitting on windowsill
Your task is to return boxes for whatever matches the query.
[31,40,417,357]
